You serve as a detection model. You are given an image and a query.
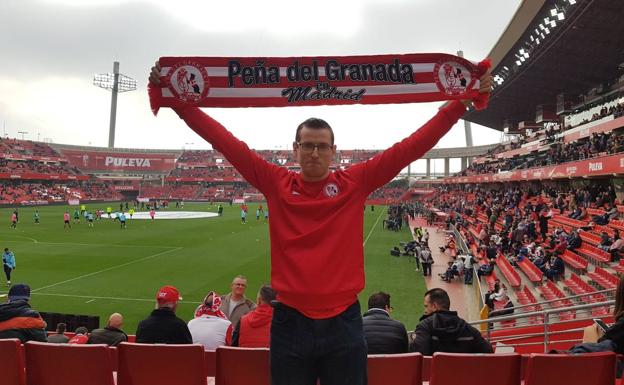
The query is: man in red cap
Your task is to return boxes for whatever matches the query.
[135,285,192,344]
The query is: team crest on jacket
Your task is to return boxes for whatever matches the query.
[434,57,473,96]
[167,61,210,103]
[324,183,339,197]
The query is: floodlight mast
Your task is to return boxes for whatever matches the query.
[93,61,137,148]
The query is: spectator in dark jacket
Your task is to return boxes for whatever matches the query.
[0,283,47,343]
[136,285,192,344]
[410,288,492,355]
[88,313,128,346]
[362,292,408,354]
[47,323,70,343]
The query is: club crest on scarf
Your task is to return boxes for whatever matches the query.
[434,57,474,96]
[168,61,210,103]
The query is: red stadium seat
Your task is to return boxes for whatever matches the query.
[0,339,25,385]
[117,342,206,385]
[205,350,217,377]
[215,347,270,385]
[422,355,432,382]
[429,352,521,385]
[24,341,115,385]
[523,352,616,385]
[367,353,422,385]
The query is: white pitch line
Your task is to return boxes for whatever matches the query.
[4,234,38,243]
[85,299,96,303]
[31,247,183,293]
[1,240,181,249]
[0,291,201,304]
[363,207,386,246]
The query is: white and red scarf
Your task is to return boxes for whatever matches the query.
[194,291,227,319]
[149,53,490,114]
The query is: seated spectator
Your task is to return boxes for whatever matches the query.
[136,285,192,344]
[440,256,464,282]
[68,326,89,344]
[0,283,47,342]
[567,230,582,251]
[544,253,565,281]
[232,285,276,348]
[477,259,495,278]
[599,232,613,251]
[410,288,493,355]
[189,291,233,351]
[87,313,128,346]
[47,322,70,343]
[582,276,624,353]
[609,231,624,262]
[362,292,408,354]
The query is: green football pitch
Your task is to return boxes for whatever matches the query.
[0,203,426,333]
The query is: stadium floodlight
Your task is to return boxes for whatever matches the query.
[550,20,557,28]
[93,61,137,148]
[568,0,576,5]
[539,23,545,30]
[544,27,550,34]
[516,60,522,66]
[558,12,565,20]
[519,48,525,55]
[536,38,540,45]
[550,8,557,16]
[530,35,535,42]
[544,17,550,24]
[524,52,529,58]
[17,131,28,140]
[503,65,509,71]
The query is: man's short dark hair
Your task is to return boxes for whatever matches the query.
[368,292,391,310]
[258,284,276,304]
[56,322,66,334]
[425,288,450,311]
[295,118,334,145]
[75,326,88,335]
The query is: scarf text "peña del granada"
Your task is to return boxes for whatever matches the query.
[149,53,490,114]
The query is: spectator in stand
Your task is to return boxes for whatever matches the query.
[47,323,70,343]
[544,252,565,281]
[0,284,47,342]
[219,275,256,328]
[68,327,89,344]
[87,313,128,346]
[410,288,492,355]
[136,285,192,344]
[232,285,276,348]
[477,259,496,278]
[188,291,233,351]
[609,230,623,262]
[583,276,624,354]
[362,292,408,354]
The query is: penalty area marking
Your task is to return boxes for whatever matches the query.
[0,291,201,305]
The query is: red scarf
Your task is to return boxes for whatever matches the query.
[149,53,490,114]
[194,291,227,319]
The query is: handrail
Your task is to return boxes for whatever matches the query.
[469,300,614,326]
[469,299,615,352]
[502,287,615,313]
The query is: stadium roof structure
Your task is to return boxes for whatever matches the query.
[464,0,624,130]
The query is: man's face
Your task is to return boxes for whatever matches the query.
[231,278,247,296]
[423,295,438,316]
[293,126,336,182]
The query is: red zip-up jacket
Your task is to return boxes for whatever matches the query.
[175,101,466,318]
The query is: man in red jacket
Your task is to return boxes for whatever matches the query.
[232,284,276,348]
[150,62,492,385]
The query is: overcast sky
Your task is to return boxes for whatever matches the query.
[0,0,521,161]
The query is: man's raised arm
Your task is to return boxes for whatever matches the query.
[149,61,279,193]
